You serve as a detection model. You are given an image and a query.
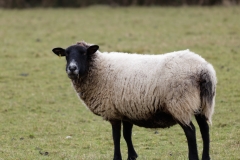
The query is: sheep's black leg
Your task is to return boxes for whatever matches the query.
[179,122,199,160]
[122,121,138,160]
[110,120,122,160]
[195,114,210,160]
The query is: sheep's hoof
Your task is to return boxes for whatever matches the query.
[113,156,122,160]
[202,156,210,160]
[127,155,138,160]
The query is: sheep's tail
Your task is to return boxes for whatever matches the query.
[199,64,217,125]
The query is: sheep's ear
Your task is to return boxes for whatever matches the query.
[87,45,99,55]
[52,47,66,57]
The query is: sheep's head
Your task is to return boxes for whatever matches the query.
[52,44,99,80]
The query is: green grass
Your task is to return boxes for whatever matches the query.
[0,6,240,160]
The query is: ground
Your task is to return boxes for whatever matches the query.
[0,6,239,160]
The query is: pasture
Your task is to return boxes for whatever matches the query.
[0,6,240,160]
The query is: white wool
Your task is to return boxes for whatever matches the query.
[73,49,216,126]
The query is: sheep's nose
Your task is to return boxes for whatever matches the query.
[69,65,77,72]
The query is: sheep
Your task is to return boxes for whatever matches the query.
[52,41,217,160]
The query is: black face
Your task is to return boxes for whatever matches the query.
[52,44,99,80]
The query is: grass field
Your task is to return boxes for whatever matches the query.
[0,6,240,160]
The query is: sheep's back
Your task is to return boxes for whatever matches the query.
[81,50,210,125]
